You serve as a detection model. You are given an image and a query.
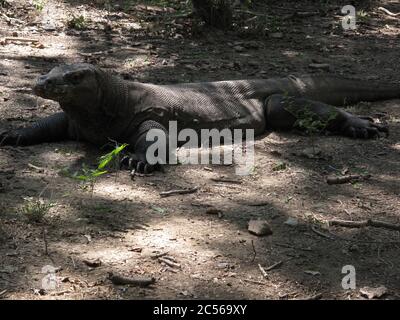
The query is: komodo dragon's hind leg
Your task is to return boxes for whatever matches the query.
[264,94,388,138]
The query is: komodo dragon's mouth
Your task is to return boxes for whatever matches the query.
[33,77,69,100]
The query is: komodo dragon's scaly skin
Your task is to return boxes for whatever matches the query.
[1,64,398,173]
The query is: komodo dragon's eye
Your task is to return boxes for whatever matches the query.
[64,71,86,83]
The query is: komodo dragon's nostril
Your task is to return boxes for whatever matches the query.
[46,78,55,86]
[36,76,49,87]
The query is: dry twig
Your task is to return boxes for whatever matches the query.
[158,257,181,269]
[265,260,283,271]
[108,272,155,287]
[378,7,400,17]
[326,174,371,185]
[160,187,198,197]
[251,240,256,262]
[211,177,242,184]
[329,219,400,232]
[258,264,268,278]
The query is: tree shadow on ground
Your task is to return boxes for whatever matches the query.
[1,0,400,299]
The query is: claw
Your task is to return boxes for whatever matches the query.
[344,114,389,139]
[119,155,130,169]
[119,154,164,174]
[130,169,136,180]
[136,161,145,173]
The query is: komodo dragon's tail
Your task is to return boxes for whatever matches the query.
[289,75,400,107]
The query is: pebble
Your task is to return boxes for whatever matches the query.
[248,219,273,236]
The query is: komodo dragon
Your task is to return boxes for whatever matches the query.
[0,64,398,173]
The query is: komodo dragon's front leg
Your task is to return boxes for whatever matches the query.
[0,112,75,146]
[265,94,389,138]
[121,120,169,174]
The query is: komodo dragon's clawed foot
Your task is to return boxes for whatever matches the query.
[0,129,21,146]
[120,155,164,174]
[341,115,389,139]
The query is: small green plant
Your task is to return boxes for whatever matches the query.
[272,161,287,171]
[70,143,128,196]
[21,197,54,223]
[97,143,129,172]
[32,0,46,11]
[67,15,87,30]
[152,206,167,215]
[292,108,337,136]
[284,99,338,151]
[357,10,369,23]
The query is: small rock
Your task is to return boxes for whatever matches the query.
[284,217,298,227]
[360,286,388,299]
[42,24,56,31]
[144,44,155,50]
[216,262,230,269]
[33,288,46,296]
[161,59,168,65]
[179,290,190,296]
[83,258,102,268]
[83,234,92,243]
[248,219,273,236]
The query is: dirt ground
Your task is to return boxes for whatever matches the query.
[1,0,400,300]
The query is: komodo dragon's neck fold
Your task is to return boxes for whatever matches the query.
[96,69,130,119]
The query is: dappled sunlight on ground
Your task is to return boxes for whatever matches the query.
[1,0,400,300]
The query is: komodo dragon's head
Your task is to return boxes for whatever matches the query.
[33,64,102,108]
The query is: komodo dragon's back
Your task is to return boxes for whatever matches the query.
[134,80,275,135]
